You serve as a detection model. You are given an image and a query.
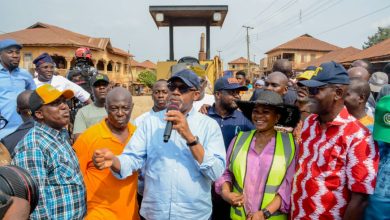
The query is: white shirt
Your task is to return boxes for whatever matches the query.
[193,93,215,112]
[134,110,154,127]
[34,75,90,102]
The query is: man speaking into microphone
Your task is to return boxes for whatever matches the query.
[92,69,226,220]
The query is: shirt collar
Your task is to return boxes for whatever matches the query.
[312,106,352,126]
[0,63,19,72]
[99,118,135,143]
[35,121,67,139]
[208,104,237,118]
[19,118,35,129]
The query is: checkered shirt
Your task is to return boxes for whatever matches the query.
[12,122,86,219]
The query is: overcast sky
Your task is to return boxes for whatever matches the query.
[1,0,390,65]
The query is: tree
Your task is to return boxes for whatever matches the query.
[138,70,156,88]
[363,26,390,49]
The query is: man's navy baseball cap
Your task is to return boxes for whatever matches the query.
[214,76,248,92]
[0,39,22,51]
[168,69,200,90]
[299,61,350,88]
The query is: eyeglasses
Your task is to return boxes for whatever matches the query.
[308,85,334,95]
[0,112,8,130]
[167,83,196,94]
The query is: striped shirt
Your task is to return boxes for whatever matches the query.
[12,122,86,219]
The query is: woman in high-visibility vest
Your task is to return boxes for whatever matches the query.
[215,90,300,220]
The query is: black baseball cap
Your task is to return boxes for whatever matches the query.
[90,73,109,86]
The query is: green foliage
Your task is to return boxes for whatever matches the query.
[138,70,156,88]
[363,27,390,49]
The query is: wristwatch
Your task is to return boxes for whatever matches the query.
[186,136,199,147]
[261,208,272,219]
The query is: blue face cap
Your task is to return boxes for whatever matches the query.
[168,69,200,90]
[0,39,22,51]
[299,61,350,88]
[214,76,248,92]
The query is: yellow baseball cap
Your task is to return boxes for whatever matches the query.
[30,84,74,113]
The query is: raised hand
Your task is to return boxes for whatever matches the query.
[92,148,115,170]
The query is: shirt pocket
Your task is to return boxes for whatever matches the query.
[11,77,27,90]
[57,155,84,185]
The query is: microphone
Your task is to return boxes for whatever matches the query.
[163,104,179,143]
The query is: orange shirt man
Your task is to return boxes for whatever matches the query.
[73,87,139,220]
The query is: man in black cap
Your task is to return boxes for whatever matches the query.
[73,73,110,139]
[208,76,254,149]
[92,69,226,219]
[33,52,91,104]
[206,76,254,220]
[0,39,36,139]
[291,61,379,220]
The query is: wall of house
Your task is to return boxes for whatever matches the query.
[265,50,330,72]
[20,46,132,86]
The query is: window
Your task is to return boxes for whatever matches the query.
[116,63,121,73]
[300,54,305,63]
[310,54,316,61]
[107,62,113,71]
[23,53,33,70]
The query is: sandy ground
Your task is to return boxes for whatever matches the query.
[130,90,253,121]
[131,95,153,120]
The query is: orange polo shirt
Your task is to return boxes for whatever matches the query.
[73,119,140,220]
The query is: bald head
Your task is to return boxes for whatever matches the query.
[347,67,370,81]
[152,79,168,111]
[351,59,373,74]
[152,79,168,91]
[105,87,133,130]
[106,87,132,106]
[272,59,293,78]
[17,90,33,110]
[344,78,370,119]
[16,90,33,122]
[265,71,289,95]
[348,78,371,102]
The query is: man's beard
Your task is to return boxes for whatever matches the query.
[220,100,238,113]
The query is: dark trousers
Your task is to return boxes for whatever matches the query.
[211,187,231,220]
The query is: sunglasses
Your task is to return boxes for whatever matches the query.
[167,83,196,94]
[308,85,334,95]
[0,112,8,130]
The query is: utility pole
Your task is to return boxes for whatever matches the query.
[243,25,254,80]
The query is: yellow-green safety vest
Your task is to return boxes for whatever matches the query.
[228,130,295,220]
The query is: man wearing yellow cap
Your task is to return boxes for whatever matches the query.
[12,84,86,219]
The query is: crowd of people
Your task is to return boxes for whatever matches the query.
[0,37,390,220]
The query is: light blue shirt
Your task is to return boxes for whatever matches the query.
[0,63,36,139]
[114,107,226,220]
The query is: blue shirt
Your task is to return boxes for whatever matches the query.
[0,64,35,139]
[114,107,226,220]
[364,141,390,220]
[12,122,86,219]
[207,105,255,149]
